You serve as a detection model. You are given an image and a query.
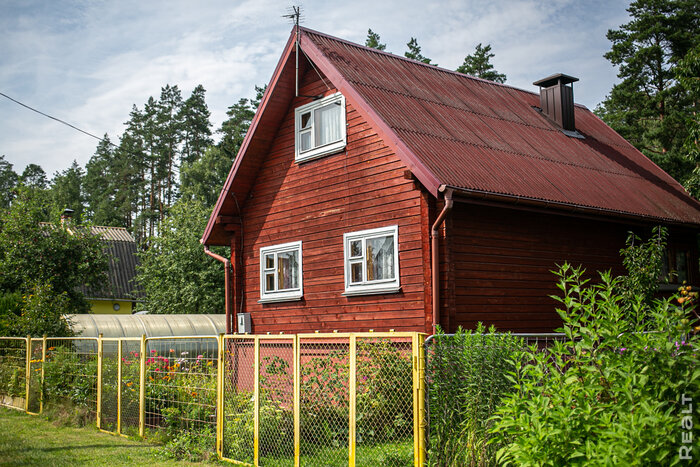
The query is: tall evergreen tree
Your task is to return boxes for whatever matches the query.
[404,37,435,65]
[179,84,213,166]
[457,43,507,83]
[155,84,183,211]
[141,96,160,239]
[19,164,47,189]
[595,0,700,185]
[50,160,84,221]
[0,155,18,209]
[218,98,256,160]
[83,135,121,226]
[365,29,387,51]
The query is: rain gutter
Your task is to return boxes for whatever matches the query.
[204,247,233,334]
[431,186,453,333]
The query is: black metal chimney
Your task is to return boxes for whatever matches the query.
[533,73,578,132]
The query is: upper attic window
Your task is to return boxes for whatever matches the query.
[295,92,346,163]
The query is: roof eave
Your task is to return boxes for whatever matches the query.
[446,185,700,228]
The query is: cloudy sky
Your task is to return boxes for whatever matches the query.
[1,0,631,176]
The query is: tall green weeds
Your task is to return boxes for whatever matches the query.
[427,323,522,466]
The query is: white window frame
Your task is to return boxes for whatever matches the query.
[294,92,346,163]
[343,225,400,296]
[259,241,303,303]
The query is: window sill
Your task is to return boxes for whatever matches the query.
[296,145,345,164]
[258,295,303,304]
[342,286,401,297]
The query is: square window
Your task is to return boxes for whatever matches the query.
[259,241,303,303]
[294,93,346,163]
[343,225,400,295]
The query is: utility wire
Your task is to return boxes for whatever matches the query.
[0,91,117,147]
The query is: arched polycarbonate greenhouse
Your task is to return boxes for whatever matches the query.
[67,314,226,339]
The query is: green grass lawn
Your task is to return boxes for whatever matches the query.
[0,407,217,466]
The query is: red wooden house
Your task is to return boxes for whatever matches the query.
[202,27,700,335]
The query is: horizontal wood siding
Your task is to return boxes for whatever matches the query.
[446,203,632,332]
[241,69,428,333]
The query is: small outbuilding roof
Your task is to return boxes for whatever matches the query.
[203,27,700,245]
[82,225,143,302]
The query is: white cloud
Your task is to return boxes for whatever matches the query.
[0,0,631,176]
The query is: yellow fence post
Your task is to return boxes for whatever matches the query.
[216,333,224,458]
[24,335,30,413]
[348,334,357,467]
[117,338,123,435]
[412,333,427,466]
[40,335,46,414]
[138,334,146,438]
[254,336,260,467]
[96,333,103,429]
[293,334,300,467]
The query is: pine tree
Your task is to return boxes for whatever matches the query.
[218,98,256,160]
[595,0,700,185]
[365,29,386,51]
[155,84,183,211]
[179,84,213,166]
[404,37,435,65]
[456,43,507,83]
[19,164,47,189]
[49,160,84,222]
[83,135,121,225]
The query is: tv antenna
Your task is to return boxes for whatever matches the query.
[283,6,302,96]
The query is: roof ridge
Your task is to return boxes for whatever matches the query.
[350,79,554,132]
[299,26,545,100]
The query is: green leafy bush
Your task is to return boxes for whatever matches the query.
[0,291,21,336]
[43,345,96,407]
[428,323,523,466]
[16,282,74,338]
[490,263,699,465]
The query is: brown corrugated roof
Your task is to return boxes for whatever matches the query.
[301,28,700,225]
[202,27,700,245]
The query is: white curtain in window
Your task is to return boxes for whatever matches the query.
[277,251,299,290]
[366,236,394,281]
[315,103,342,146]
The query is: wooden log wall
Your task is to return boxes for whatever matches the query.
[240,68,431,333]
[444,203,633,332]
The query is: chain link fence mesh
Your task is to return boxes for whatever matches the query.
[2,332,424,466]
[355,336,414,466]
[44,338,98,422]
[221,337,256,464]
[299,336,350,466]
[143,337,218,453]
[100,339,119,432]
[119,339,141,435]
[0,338,27,410]
[27,338,43,414]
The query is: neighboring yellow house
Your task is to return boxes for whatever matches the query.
[81,225,143,314]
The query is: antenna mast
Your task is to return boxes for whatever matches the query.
[283,6,302,97]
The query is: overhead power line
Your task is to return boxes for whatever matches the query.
[0,91,117,147]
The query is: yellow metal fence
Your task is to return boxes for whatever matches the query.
[0,332,426,466]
